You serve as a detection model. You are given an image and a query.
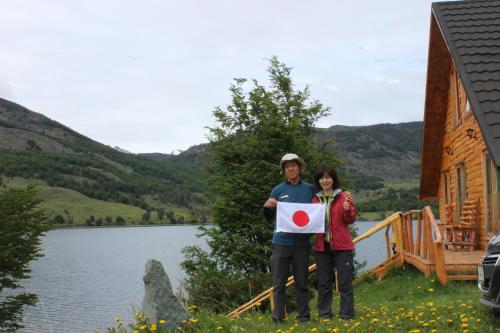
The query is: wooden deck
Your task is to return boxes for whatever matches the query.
[404,249,484,280]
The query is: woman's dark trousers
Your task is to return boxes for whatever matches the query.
[315,247,354,319]
[271,244,310,322]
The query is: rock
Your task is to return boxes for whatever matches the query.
[143,259,189,331]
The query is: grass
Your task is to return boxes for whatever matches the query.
[356,211,393,221]
[37,186,146,224]
[384,182,420,190]
[2,177,198,225]
[105,265,500,333]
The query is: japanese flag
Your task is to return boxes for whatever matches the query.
[276,202,325,233]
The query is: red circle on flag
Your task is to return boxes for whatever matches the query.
[292,210,310,227]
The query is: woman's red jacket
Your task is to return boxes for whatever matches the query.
[312,192,357,252]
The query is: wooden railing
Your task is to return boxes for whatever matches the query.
[401,207,447,285]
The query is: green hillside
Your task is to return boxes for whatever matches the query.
[0,98,206,226]
[0,97,432,225]
[317,122,423,182]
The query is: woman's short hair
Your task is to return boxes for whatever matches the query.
[313,164,341,190]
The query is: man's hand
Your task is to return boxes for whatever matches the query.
[264,198,278,207]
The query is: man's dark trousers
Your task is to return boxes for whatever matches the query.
[271,244,310,322]
[315,246,354,319]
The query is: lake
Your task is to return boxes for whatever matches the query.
[17,222,386,333]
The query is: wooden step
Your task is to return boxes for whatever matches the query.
[447,275,477,281]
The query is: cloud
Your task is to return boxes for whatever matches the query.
[0,0,443,153]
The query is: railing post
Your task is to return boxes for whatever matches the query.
[407,213,414,254]
[416,217,422,256]
[395,214,404,264]
[385,226,392,259]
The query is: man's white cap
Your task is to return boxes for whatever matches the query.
[280,153,305,175]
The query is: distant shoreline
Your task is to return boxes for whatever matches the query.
[51,223,209,230]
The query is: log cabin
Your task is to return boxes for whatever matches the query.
[229,2,500,312]
[420,0,500,250]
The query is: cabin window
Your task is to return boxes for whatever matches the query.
[496,167,500,231]
[456,162,467,217]
[484,152,500,234]
[443,171,451,205]
[486,154,493,233]
[452,68,462,126]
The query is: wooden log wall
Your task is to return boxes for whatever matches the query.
[437,67,488,249]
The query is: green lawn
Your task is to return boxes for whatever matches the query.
[107,265,500,333]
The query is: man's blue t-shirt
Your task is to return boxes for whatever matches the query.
[264,180,316,246]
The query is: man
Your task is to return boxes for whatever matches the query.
[263,153,316,323]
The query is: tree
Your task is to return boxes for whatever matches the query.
[157,208,164,221]
[115,215,125,225]
[182,57,339,311]
[142,211,151,223]
[52,214,65,224]
[0,187,48,332]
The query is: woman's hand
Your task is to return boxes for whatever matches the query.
[344,191,353,203]
[343,200,350,211]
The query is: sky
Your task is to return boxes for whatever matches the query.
[0,0,447,154]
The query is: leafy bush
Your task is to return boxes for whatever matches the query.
[0,187,49,332]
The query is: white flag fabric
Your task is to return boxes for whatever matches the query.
[276,202,325,233]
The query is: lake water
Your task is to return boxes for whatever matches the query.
[17,222,386,333]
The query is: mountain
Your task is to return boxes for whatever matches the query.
[0,97,427,224]
[319,122,423,182]
[0,98,206,225]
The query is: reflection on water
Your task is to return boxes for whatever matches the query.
[18,222,384,333]
[19,226,208,333]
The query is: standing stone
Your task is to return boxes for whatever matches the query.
[143,259,189,331]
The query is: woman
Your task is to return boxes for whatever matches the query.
[312,165,356,320]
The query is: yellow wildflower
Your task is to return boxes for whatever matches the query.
[150,324,157,331]
[428,288,434,292]
[159,319,166,325]
[140,325,147,331]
